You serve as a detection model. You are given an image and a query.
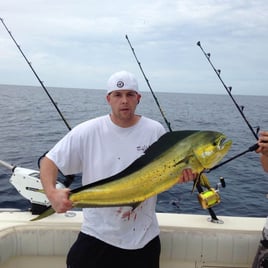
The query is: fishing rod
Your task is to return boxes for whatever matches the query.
[125,35,172,132]
[207,143,259,172]
[197,41,258,140]
[197,41,262,171]
[1,18,75,192]
[0,18,72,131]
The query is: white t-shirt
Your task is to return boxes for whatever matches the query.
[47,114,166,249]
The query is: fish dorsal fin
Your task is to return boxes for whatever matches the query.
[71,130,199,194]
[144,130,199,157]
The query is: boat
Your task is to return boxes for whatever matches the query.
[0,211,264,268]
[0,19,265,267]
[0,160,264,268]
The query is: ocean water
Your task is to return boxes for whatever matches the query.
[0,84,268,218]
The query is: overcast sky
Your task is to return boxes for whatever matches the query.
[0,0,267,95]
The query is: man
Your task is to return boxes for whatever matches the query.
[40,70,195,268]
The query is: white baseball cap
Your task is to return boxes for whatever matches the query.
[107,70,139,95]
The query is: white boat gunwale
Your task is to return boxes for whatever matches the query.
[0,211,265,268]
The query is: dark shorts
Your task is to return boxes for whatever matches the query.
[66,232,161,268]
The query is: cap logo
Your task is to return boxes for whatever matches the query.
[117,81,124,88]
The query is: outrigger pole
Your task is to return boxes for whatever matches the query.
[0,18,72,131]
[125,35,172,132]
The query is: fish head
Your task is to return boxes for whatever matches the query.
[192,131,232,169]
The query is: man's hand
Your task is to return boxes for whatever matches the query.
[180,168,197,183]
[47,188,73,213]
[257,131,268,157]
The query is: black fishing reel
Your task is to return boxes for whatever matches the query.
[198,177,225,209]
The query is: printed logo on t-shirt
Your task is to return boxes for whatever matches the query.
[136,145,148,153]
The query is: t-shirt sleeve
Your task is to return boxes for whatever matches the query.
[46,129,82,175]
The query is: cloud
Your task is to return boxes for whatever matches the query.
[0,0,268,95]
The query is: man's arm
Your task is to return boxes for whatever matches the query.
[257,131,268,173]
[40,156,73,213]
[260,154,268,173]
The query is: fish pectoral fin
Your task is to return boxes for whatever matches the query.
[191,176,199,193]
[199,173,211,189]
[191,173,211,193]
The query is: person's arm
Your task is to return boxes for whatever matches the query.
[260,154,268,172]
[257,131,268,173]
[40,156,73,213]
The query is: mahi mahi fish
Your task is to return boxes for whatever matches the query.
[31,130,232,221]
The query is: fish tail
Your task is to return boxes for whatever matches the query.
[30,206,55,221]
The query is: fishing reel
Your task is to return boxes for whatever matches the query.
[197,177,225,209]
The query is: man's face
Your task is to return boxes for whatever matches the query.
[106,90,141,123]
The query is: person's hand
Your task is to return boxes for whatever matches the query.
[257,131,268,157]
[46,188,73,213]
[179,168,197,183]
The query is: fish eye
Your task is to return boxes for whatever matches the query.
[219,138,226,147]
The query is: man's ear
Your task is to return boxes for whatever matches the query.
[106,94,111,104]
[137,94,141,104]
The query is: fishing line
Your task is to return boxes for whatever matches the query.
[0,18,72,131]
[125,35,172,132]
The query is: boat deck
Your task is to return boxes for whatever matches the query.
[0,211,265,268]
